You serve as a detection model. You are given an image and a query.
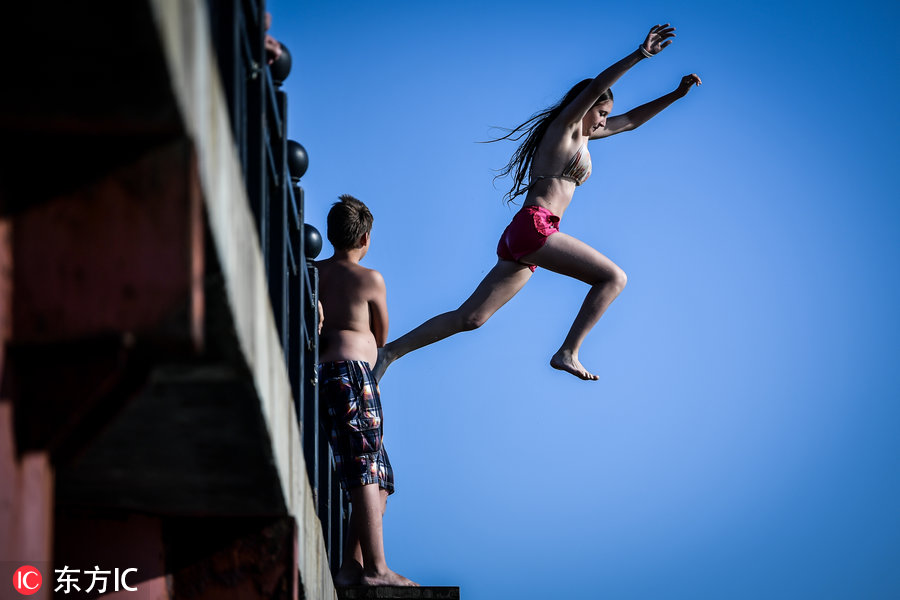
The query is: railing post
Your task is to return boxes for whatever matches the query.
[302,264,320,508]
[206,0,351,575]
[268,87,289,347]
[244,4,268,268]
[288,183,303,415]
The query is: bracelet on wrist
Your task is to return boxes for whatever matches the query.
[639,46,654,58]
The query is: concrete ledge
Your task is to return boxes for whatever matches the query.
[148,1,336,599]
[338,587,460,599]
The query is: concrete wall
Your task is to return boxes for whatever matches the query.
[149,2,337,598]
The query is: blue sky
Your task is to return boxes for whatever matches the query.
[269,1,900,598]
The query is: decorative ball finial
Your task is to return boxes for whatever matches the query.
[270,42,292,85]
[287,140,308,181]
[304,224,323,260]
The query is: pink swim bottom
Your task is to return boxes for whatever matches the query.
[496,205,560,272]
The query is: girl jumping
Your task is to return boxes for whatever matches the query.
[375,24,701,381]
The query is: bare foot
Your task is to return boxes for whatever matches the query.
[360,568,418,587]
[333,561,363,586]
[371,346,395,382]
[550,350,599,381]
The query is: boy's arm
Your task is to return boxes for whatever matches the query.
[367,270,389,347]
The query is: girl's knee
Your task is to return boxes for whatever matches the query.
[595,268,626,293]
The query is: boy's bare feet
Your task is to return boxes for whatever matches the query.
[360,568,418,587]
[371,346,394,382]
[334,560,363,586]
[550,349,599,381]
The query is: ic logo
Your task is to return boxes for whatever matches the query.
[12,565,42,595]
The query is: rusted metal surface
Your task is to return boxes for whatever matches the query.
[6,141,204,460]
[0,403,54,590]
[54,509,170,599]
[12,140,203,349]
[166,516,298,600]
[0,220,55,584]
[0,219,10,351]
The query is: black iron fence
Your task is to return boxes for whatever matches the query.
[206,0,349,575]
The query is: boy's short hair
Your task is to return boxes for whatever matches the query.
[326,194,373,250]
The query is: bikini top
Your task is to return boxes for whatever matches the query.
[529,143,592,188]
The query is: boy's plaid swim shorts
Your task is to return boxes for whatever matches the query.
[317,360,394,496]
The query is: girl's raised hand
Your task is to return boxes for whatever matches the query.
[641,24,676,56]
[677,73,702,95]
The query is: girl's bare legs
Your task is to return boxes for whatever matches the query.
[335,485,417,587]
[373,260,533,381]
[524,232,627,380]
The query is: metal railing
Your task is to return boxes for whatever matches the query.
[206,0,349,575]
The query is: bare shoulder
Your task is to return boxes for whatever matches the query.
[333,261,384,291]
[358,265,386,294]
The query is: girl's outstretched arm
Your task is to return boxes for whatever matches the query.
[591,74,701,139]
[558,24,677,127]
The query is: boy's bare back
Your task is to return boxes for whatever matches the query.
[318,257,388,368]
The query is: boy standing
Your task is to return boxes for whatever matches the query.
[316,195,416,587]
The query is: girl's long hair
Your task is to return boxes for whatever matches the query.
[487,79,612,203]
